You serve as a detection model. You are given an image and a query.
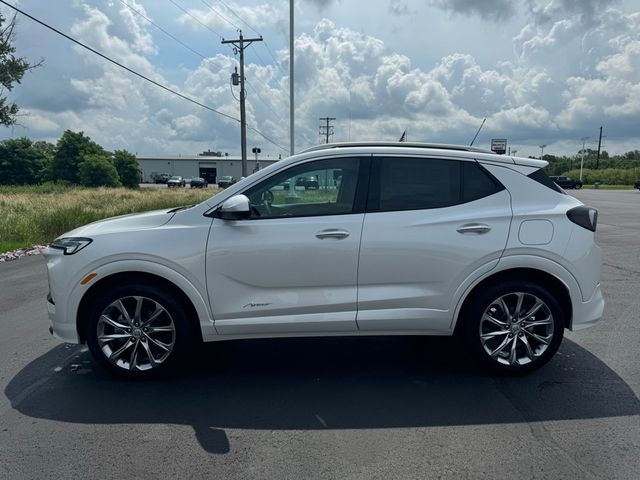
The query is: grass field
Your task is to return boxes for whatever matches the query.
[0,185,218,253]
[582,184,636,190]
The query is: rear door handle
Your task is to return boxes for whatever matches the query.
[315,229,350,240]
[457,224,491,235]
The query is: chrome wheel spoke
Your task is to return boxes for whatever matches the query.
[140,339,158,366]
[514,292,524,317]
[133,296,144,323]
[100,315,128,331]
[490,335,511,358]
[481,330,509,339]
[99,333,131,342]
[520,334,535,360]
[524,329,552,345]
[129,342,140,371]
[140,304,164,327]
[508,336,518,365]
[523,317,552,328]
[482,313,507,328]
[521,301,544,320]
[147,326,174,333]
[145,334,170,352]
[109,340,134,361]
[114,299,132,325]
[498,297,511,317]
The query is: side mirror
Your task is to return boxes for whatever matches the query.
[215,194,251,220]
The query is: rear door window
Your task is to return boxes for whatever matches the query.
[369,157,504,212]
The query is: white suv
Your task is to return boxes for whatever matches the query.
[44,143,604,378]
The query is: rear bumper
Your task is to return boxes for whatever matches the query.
[570,283,604,331]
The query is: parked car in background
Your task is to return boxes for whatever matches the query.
[167,176,186,188]
[295,175,320,190]
[550,175,582,190]
[152,173,170,184]
[190,177,208,189]
[44,142,603,379]
[634,180,640,191]
[217,176,237,189]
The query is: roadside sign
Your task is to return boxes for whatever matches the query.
[491,139,507,155]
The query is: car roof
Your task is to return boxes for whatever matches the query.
[296,142,547,168]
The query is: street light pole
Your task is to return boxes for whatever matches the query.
[252,147,261,172]
[539,144,547,160]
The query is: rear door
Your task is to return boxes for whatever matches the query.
[356,156,512,331]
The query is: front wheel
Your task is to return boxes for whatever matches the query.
[574,183,582,190]
[86,284,192,379]
[464,281,565,374]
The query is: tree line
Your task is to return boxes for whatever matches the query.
[0,130,141,188]
[540,149,640,184]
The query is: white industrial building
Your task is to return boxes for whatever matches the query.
[137,151,281,184]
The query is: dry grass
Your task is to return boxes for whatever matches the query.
[0,185,218,253]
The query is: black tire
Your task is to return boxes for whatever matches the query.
[574,183,582,190]
[463,280,565,375]
[86,283,193,379]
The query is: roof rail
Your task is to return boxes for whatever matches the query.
[299,141,493,155]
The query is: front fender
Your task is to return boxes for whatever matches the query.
[70,260,217,342]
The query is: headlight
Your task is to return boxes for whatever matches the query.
[50,237,92,255]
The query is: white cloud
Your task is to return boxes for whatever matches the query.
[3,0,640,158]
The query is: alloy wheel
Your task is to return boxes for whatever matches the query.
[479,292,554,367]
[97,296,176,372]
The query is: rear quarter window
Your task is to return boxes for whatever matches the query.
[528,169,566,194]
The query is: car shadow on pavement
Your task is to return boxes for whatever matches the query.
[5,336,639,454]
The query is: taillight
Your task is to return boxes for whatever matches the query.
[567,206,598,232]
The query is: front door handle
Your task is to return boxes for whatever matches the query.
[315,229,350,240]
[457,224,491,235]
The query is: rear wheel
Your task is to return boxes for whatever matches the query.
[574,183,582,190]
[86,284,192,379]
[464,281,565,374]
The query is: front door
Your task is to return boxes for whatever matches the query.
[206,157,369,335]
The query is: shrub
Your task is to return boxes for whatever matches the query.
[79,155,121,187]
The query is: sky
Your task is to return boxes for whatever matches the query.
[1,0,639,159]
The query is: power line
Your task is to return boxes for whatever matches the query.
[216,0,261,36]
[245,79,280,119]
[117,0,207,59]
[166,0,224,40]
[198,0,240,31]
[213,0,285,75]
[0,0,288,153]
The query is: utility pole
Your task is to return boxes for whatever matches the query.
[580,136,589,181]
[596,126,603,170]
[319,117,336,144]
[222,31,263,177]
[539,144,547,160]
[289,0,294,157]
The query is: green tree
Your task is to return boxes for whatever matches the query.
[49,130,105,183]
[0,14,41,126]
[78,154,121,187]
[0,137,46,184]
[112,149,141,188]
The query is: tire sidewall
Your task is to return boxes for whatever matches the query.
[463,280,565,374]
[86,283,192,379]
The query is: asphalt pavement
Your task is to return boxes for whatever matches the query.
[1,189,639,479]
